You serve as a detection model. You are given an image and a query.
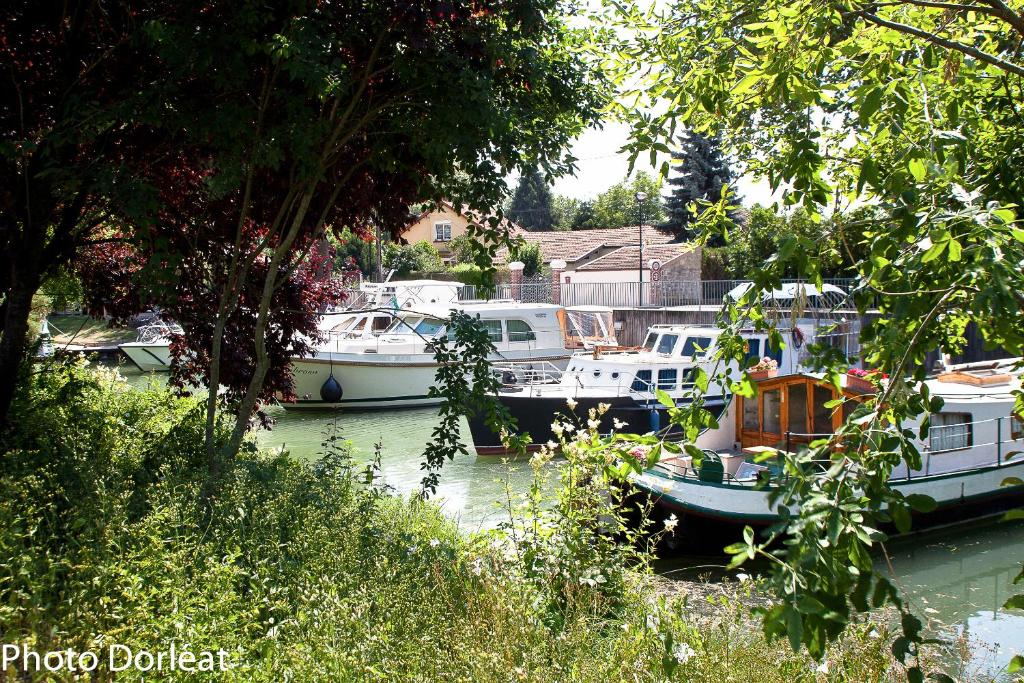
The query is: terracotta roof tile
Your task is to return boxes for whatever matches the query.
[494,226,678,264]
[575,243,696,271]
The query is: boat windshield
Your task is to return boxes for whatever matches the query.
[680,336,713,358]
[656,334,678,355]
[329,316,358,333]
[642,332,658,351]
[387,316,445,337]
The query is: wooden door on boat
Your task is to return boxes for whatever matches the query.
[737,374,861,451]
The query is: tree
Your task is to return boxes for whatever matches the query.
[331,228,377,276]
[509,241,544,277]
[663,131,732,238]
[551,195,581,231]
[509,167,555,231]
[589,171,665,229]
[8,0,606,472]
[383,242,444,276]
[0,1,171,428]
[609,0,1024,673]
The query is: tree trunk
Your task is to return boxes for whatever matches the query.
[0,264,42,431]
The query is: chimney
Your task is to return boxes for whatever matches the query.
[508,261,525,301]
[550,259,566,305]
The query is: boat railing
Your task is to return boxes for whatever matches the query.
[915,415,1024,478]
[135,321,182,344]
[491,361,566,386]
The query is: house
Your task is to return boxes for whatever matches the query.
[493,225,702,307]
[494,226,700,280]
[400,200,517,265]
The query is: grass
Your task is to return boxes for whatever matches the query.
[46,313,137,346]
[0,360,988,682]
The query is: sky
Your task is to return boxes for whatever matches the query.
[545,120,778,207]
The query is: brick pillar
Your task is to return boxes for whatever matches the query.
[550,259,566,305]
[508,261,524,301]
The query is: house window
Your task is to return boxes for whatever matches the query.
[434,222,452,242]
[506,319,536,342]
[657,369,678,390]
[1013,414,1024,440]
[631,370,652,392]
[930,412,973,452]
[480,319,503,342]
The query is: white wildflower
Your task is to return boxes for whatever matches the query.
[470,558,484,576]
[816,660,829,674]
[597,402,611,415]
[613,418,627,430]
[673,643,696,664]
[587,418,600,430]
[563,423,576,433]
[546,440,557,451]
[551,422,564,437]
[663,514,679,532]
[736,572,750,584]
[429,538,441,548]
[566,397,578,410]
[646,613,660,630]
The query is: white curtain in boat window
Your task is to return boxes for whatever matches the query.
[930,412,972,452]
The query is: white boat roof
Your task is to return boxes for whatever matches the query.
[726,282,846,301]
[361,279,463,290]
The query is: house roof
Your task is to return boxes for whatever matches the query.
[575,243,696,271]
[494,225,679,265]
[409,199,521,235]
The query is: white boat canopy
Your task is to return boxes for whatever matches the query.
[726,282,846,302]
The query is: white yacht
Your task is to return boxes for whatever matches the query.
[118,319,183,372]
[467,323,821,454]
[282,303,616,410]
[630,359,1024,539]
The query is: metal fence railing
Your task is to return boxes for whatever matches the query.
[454,278,858,310]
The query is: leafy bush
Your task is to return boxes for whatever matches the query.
[509,241,543,277]
[0,360,920,681]
[383,241,444,276]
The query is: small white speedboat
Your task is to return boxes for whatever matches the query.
[118,320,182,372]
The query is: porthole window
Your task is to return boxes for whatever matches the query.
[611,372,619,379]
[593,370,601,378]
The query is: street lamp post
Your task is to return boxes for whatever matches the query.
[635,191,648,307]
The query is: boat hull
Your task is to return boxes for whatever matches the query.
[468,391,727,455]
[631,459,1024,547]
[119,343,172,372]
[283,353,572,411]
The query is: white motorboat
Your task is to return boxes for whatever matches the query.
[282,303,616,410]
[467,321,834,454]
[118,320,183,372]
[630,359,1024,539]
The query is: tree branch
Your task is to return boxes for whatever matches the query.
[858,10,1024,76]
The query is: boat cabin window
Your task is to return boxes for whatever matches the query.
[930,412,973,452]
[371,315,393,333]
[744,339,761,365]
[736,375,865,450]
[657,368,678,390]
[330,316,359,333]
[680,336,712,358]
[631,370,653,392]
[507,319,536,342]
[642,332,658,352]
[391,317,444,337]
[656,334,679,355]
[480,319,503,342]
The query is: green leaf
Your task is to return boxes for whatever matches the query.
[655,389,674,409]
[908,158,926,181]
[786,605,803,651]
[906,494,936,513]
[1008,655,1024,673]
[1004,595,1024,610]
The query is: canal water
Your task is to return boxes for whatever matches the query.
[119,366,1024,674]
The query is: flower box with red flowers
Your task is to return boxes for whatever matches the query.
[846,368,887,394]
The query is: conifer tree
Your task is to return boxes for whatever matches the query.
[663,131,732,238]
[508,167,555,231]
